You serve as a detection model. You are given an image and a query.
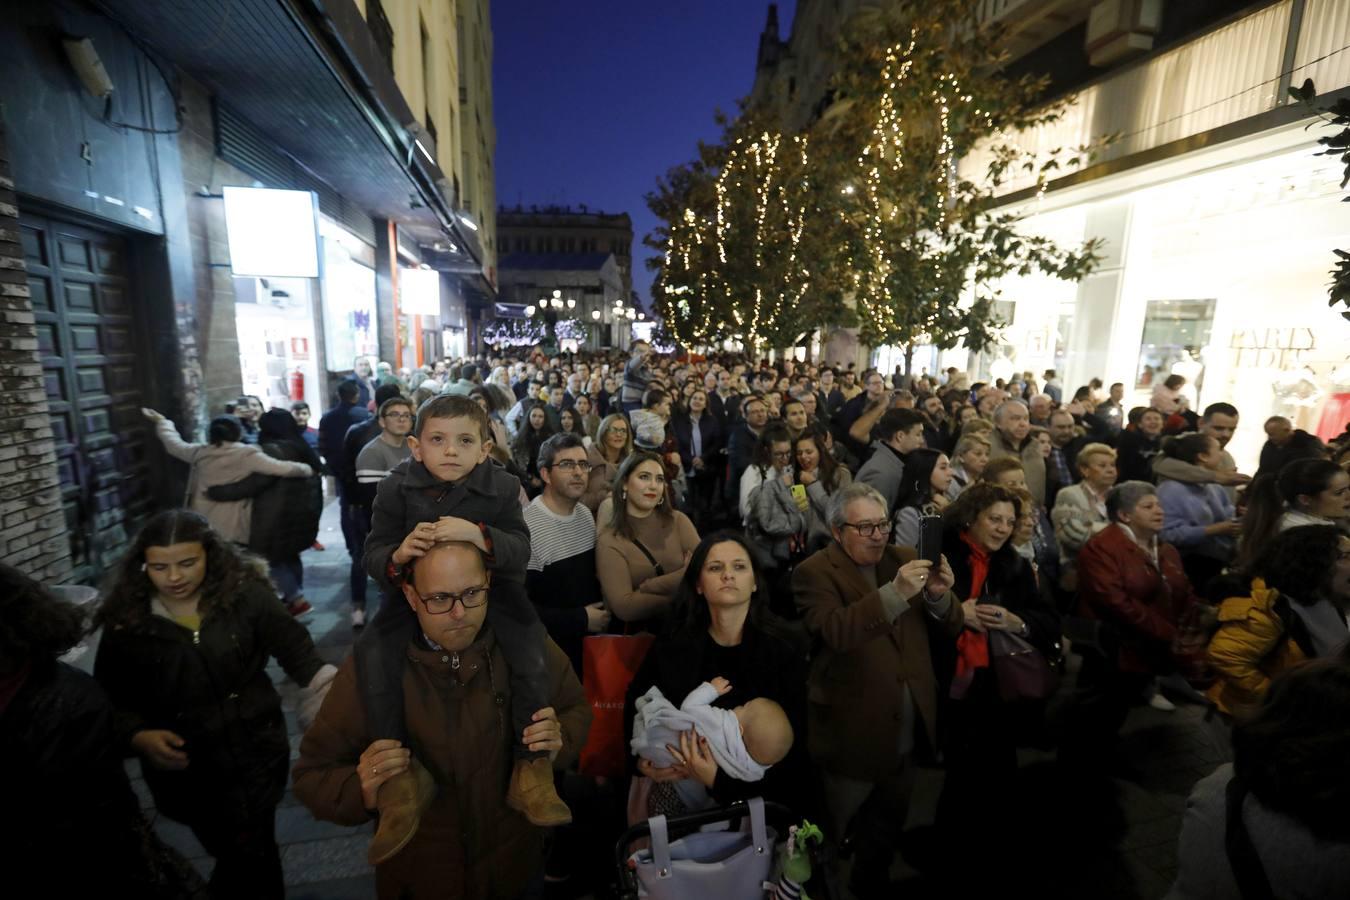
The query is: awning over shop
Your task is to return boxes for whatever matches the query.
[97,0,484,274]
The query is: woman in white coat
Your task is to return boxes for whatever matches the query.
[144,409,314,545]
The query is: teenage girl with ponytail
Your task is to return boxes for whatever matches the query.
[1236,459,1349,570]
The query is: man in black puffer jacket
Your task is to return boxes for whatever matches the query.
[208,408,323,615]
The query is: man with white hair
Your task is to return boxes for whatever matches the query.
[793,483,960,896]
[1028,393,1054,429]
[990,399,1048,507]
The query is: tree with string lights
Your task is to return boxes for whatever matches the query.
[809,0,1104,374]
[647,110,850,352]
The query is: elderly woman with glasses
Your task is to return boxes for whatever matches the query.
[792,483,961,896]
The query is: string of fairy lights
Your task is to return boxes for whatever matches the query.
[657,13,1088,350]
[663,130,812,348]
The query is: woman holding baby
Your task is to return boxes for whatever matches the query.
[622,531,811,818]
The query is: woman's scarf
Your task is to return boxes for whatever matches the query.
[951,531,992,700]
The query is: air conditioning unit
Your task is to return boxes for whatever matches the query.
[1086,0,1163,67]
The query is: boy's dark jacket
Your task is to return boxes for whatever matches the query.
[363,456,530,590]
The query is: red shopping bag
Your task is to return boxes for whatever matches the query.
[578,632,655,778]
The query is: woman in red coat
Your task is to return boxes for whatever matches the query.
[1062,480,1198,768]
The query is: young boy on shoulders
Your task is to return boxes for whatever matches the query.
[358,395,570,864]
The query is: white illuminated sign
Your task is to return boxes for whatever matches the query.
[222,187,320,278]
[400,267,442,316]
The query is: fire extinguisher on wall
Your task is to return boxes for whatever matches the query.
[289,367,305,402]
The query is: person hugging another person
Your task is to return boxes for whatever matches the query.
[355,395,571,868]
[630,676,793,816]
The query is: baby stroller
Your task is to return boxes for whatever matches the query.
[613,798,828,900]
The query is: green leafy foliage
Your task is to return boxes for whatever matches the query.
[1292,79,1350,321]
[646,0,1105,359]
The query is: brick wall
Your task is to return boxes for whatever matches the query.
[0,118,73,581]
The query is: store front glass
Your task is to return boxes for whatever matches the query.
[320,219,379,380]
[988,136,1350,472]
[234,275,322,411]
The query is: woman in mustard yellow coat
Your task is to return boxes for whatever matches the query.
[1206,525,1350,718]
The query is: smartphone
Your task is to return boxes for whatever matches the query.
[918,514,943,565]
[790,483,809,510]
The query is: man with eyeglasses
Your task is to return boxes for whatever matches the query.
[793,482,961,896]
[524,433,609,675]
[349,398,416,627]
[293,540,591,900]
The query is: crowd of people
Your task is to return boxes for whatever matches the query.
[5,345,1349,900]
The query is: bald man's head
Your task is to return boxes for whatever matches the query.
[403,541,490,651]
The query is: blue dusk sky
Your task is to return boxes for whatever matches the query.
[492,0,797,309]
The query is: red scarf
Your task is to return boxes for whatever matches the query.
[952,532,991,699]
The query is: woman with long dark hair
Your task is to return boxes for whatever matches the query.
[671,387,724,530]
[793,426,852,550]
[623,532,809,816]
[204,408,324,616]
[511,402,556,497]
[1237,459,1349,570]
[94,511,335,900]
[890,447,953,548]
[1206,525,1350,718]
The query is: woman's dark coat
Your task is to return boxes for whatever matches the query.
[207,439,323,557]
[94,580,326,824]
[623,620,811,809]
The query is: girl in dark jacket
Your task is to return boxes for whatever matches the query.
[205,408,323,616]
[94,510,336,900]
[933,483,1061,879]
[511,403,555,497]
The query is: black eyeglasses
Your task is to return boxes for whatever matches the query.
[383,411,413,421]
[408,581,490,615]
[548,459,593,473]
[842,520,892,538]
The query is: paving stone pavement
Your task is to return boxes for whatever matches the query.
[89,499,1227,900]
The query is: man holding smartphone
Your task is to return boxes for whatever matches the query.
[793,483,961,896]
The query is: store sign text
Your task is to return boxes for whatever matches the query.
[1229,328,1316,369]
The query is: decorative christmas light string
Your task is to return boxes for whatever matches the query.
[662,128,812,349]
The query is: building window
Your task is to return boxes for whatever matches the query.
[1135,299,1215,392]
[367,0,394,69]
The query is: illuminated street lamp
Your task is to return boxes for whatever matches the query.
[566,298,576,309]
[590,309,601,321]
[524,304,536,317]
